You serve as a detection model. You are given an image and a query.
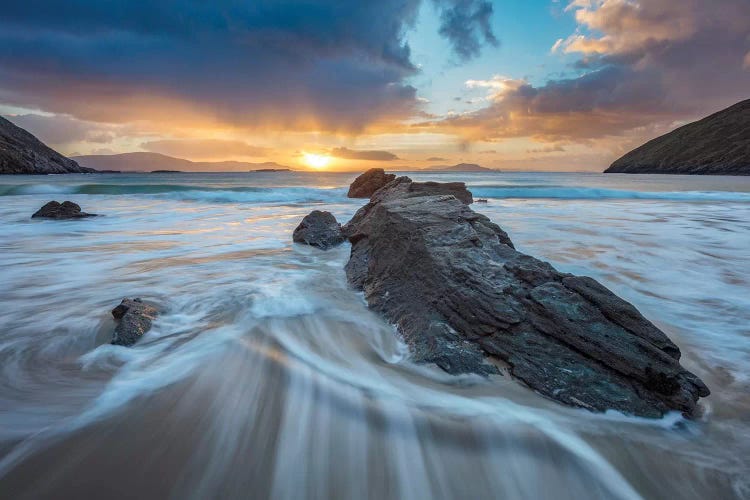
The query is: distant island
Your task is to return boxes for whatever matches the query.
[1,116,96,174]
[151,169,182,173]
[425,163,497,172]
[250,168,292,172]
[72,152,293,173]
[606,99,750,175]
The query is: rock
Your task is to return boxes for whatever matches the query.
[605,98,750,175]
[31,201,97,219]
[343,176,709,417]
[406,180,473,204]
[1,116,97,174]
[476,199,488,203]
[111,298,158,347]
[347,168,396,198]
[293,210,345,250]
[346,176,474,212]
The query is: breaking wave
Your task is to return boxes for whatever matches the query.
[3,182,750,204]
[0,183,348,203]
[471,186,750,201]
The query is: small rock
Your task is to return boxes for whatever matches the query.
[477,199,488,203]
[347,168,396,198]
[111,298,158,347]
[32,201,96,219]
[293,210,345,250]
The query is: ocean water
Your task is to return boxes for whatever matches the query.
[0,171,748,499]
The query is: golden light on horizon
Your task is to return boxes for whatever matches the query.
[303,153,331,170]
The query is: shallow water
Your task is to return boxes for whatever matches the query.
[0,171,748,499]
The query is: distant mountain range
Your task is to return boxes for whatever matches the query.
[606,99,750,175]
[424,163,497,172]
[1,116,95,174]
[72,152,293,172]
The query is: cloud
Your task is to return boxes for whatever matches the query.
[330,147,400,161]
[426,156,448,161]
[91,148,116,155]
[141,139,272,159]
[420,0,750,144]
[0,1,498,133]
[433,0,499,60]
[527,145,566,154]
[4,113,117,146]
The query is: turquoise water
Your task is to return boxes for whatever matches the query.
[0,171,748,499]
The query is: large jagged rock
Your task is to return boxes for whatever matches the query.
[293,210,345,250]
[0,116,97,174]
[347,168,396,198]
[605,99,750,175]
[343,176,709,417]
[31,201,96,219]
[111,298,158,347]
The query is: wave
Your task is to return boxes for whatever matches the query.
[3,182,750,203]
[0,183,348,203]
[470,186,750,202]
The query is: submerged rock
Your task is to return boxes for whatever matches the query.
[347,168,396,198]
[111,298,158,347]
[343,176,709,417]
[293,210,345,250]
[32,201,96,219]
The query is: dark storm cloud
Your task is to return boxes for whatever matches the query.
[0,0,498,131]
[330,147,400,161]
[433,0,498,60]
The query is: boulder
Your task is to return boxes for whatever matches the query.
[343,176,709,418]
[293,210,345,250]
[111,298,158,347]
[32,201,96,219]
[347,168,396,198]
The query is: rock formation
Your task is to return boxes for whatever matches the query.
[32,201,97,219]
[347,168,396,198]
[292,210,345,250]
[403,180,473,204]
[111,298,158,347]
[605,99,750,175]
[341,175,709,417]
[0,116,96,174]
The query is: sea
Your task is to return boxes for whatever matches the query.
[0,171,749,499]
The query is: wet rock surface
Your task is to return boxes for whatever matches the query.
[293,210,345,250]
[32,201,97,219]
[111,298,158,347]
[347,168,396,198]
[343,176,709,417]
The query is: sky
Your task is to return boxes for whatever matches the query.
[1,0,748,172]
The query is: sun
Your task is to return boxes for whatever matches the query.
[303,153,331,170]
